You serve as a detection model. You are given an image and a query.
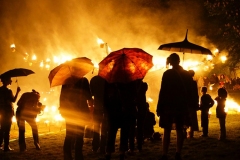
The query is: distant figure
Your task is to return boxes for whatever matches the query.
[143,102,156,140]
[187,70,199,138]
[59,77,93,160]
[16,89,44,151]
[0,76,21,151]
[203,76,210,87]
[215,87,228,140]
[90,75,107,153]
[199,87,214,137]
[157,53,192,160]
[219,74,226,88]
[209,73,219,92]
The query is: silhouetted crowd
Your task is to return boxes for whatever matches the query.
[0,53,229,160]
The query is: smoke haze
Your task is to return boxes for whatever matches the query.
[0,0,213,109]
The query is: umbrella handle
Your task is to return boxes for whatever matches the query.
[15,78,19,87]
[182,52,185,65]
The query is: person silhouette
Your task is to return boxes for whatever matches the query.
[16,89,43,151]
[0,76,21,151]
[143,102,156,141]
[186,70,199,138]
[215,87,228,140]
[59,77,93,160]
[199,86,214,137]
[157,53,192,160]
[135,79,148,152]
[104,81,137,160]
[90,75,108,153]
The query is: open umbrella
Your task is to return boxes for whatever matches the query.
[0,68,35,86]
[98,48,153,83]
[48,57,93,87]
[158,30,213,61]
[0,68,35,78]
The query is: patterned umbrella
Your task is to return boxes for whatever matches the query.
[98,48,153,83]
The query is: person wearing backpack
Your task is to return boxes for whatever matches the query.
[199,86,214,137]
[16,89,44,151]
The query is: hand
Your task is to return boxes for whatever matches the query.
[17,86,21,92]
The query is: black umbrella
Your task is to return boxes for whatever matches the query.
[158,29,213,62]
[0,68,35,78]
[0,68,35,86]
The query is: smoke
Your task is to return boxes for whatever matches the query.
[0,0,213,109]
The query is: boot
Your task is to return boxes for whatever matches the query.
[19,143,27,152]
[19,130,27,152]
[33,134,41,150]
[4,145,14,152]
[4,133,14,151]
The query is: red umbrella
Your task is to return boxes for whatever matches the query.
[98,48,153,83]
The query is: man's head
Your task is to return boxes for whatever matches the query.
[0,76,12,86]
[166,53,180,67]
[201,86,207,93]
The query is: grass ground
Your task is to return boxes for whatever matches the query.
[1,109,240,160]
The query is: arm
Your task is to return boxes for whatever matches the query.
[209,95,215,108]
[13,86,21,102]
[156,72,167,116]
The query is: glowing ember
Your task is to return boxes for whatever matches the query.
[32,54,37,60]
[97,37,105,46]
[40,61,44,68]
[206,55,213,61]
[220,55,227,63]
[10,43,15,48]
[147,97,153,103]
[12,116,17,123]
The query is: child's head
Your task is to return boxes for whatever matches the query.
[201,86,207,94]
[218,87,228,98]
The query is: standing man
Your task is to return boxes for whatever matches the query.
[0,76,21,151]
[157,53,192,160]
[59,77,93,160]
[90,75,107,154]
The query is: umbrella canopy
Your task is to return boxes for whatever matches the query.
[98,48,153,83]
[158,30,212,61]
[0,68,35,78]
[48,57,93,87]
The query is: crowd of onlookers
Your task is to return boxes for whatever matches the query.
[197,73,240,92]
